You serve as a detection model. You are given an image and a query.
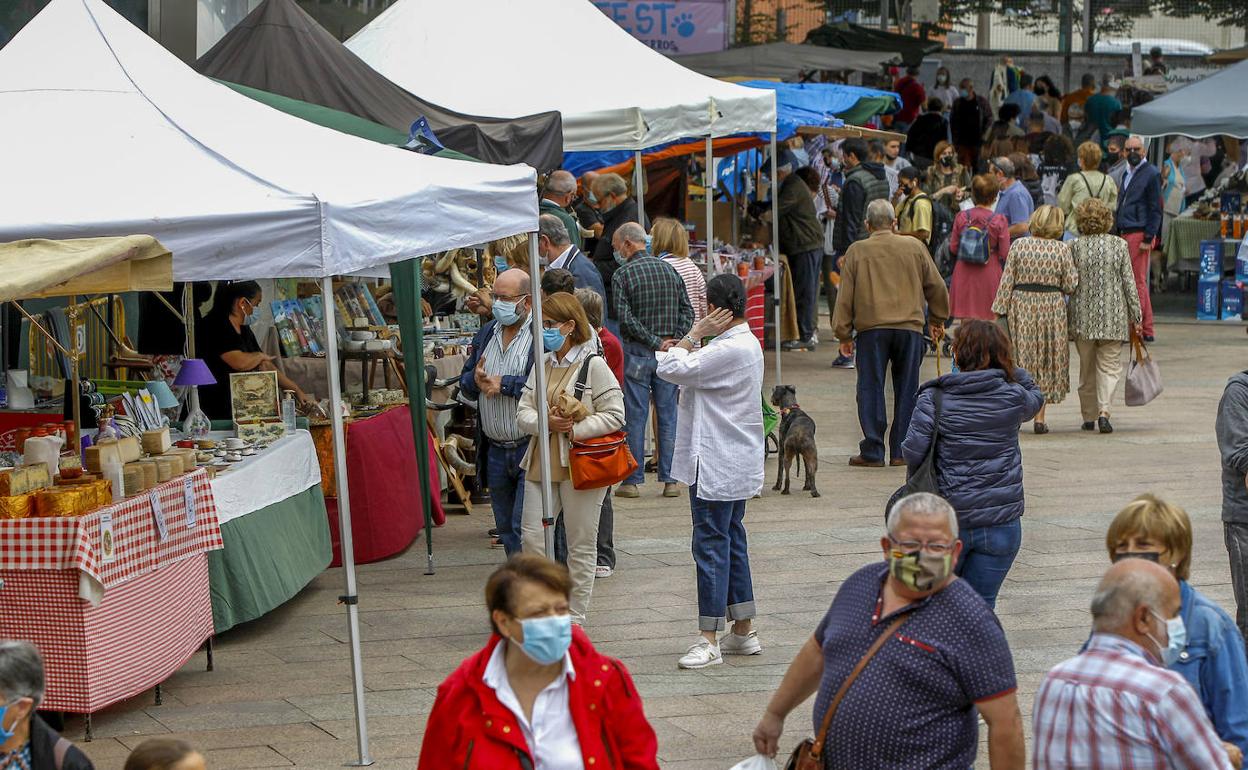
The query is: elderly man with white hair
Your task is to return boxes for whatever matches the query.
[832,199,949,468]
[610,221,693,499]
[540,170,583,250]
[1033,559,1240,769]
[0,641,94,769]
[752,493,1024,768]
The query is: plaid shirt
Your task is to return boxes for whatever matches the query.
[612,253,694,350]
[1033,634,1233,770]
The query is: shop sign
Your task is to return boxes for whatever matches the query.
[593,1,728,55]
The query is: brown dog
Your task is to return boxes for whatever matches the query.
[770,385,819,498]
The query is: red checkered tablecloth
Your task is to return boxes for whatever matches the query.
[0,469,223,603]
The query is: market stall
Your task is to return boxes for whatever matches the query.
[0,1,538,762]
[0,235,227,730]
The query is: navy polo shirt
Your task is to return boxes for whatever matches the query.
[812,562,1016,769]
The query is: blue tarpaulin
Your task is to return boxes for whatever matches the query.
[561,81,899,177]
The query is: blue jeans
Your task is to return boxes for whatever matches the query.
[485,440,526,556]
[690,484,756,632]
[789,248,823,342]
[623,342,678,485]
[855,328,925,463]
[955,518,1022,609]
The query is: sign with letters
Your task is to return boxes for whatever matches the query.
[592,1,728,55]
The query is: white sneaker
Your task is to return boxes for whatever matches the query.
[595,565,613,578]
[719,630,763,655]
[678,639,722,669]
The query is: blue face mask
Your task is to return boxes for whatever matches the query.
[0,702,20,743]
[1147,609,1187,667]
[241,299,258,326]
[586,191,598,205]
[959,88,970,99]
[492,297,524,326]
[515,614,573,665]
[613,249,628,267]
[542,326,567,352]
[494,256,510,274]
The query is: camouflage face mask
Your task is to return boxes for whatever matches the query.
[888,546,953,592]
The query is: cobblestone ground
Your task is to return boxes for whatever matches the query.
[72,318,1245,769]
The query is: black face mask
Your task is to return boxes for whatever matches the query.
[1107,150,1121,163]
[1127,150,1143,167]
[940,155,955,168]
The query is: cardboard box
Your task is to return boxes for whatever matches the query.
[1222,280,1243,321]
[1200,240,1222,277]
[1198,276,1221,320]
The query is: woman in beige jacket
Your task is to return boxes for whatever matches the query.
[1057,141,1119,237]
[517,293,625,623]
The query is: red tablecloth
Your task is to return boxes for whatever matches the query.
[326,405,446,566]
[0,469,222,712]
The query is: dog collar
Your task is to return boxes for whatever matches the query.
[780,405,801,415]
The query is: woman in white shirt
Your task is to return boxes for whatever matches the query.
[517,293,625,624]
[657,274,765,669]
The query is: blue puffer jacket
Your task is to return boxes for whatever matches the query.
[901,368,1043,529]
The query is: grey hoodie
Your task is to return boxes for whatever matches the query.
[1216,371,1248,523]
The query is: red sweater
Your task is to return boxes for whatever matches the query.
[599,327,625,384]
[417,627,659,770]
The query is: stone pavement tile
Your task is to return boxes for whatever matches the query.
[203,746,293,768]
[271,734,421,764]
[144,700,316,733]
[166,675,356,706]
[633,693,729,718]
[285,688,437,721]
[74,737,132,767]
[113,723,335,752]
[61,696,171,741]
[314,714,430,741]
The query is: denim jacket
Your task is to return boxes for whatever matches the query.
[1175,580,1248,754]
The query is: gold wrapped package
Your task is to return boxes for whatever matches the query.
[0,494,34,519]
[35,487,90,518]
[87,480,113,507]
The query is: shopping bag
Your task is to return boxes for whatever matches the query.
[730,755,778,770]
[1125,335,1163,406]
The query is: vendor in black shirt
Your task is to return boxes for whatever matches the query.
[195,281,314,421]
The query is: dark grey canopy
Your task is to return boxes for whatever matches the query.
[196,0,564,168]
[1132,60,1248,139]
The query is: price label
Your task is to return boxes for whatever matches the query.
[99,512,115,563]
[150,491,168,541]
[183,477,197,528]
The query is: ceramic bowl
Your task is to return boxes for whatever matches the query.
[350,330,377,341]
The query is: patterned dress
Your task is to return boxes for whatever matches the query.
[992,237,1078,402]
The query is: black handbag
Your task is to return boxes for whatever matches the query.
[885,389,943,516]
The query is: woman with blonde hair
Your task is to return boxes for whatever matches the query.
[992,204,1078,434]
[1057,141,1118,236]
[1068,198,1141,434]
[651,217,707,325]
[516,292,625,623]
[924,140,970,209]
[1103,494,1248,758]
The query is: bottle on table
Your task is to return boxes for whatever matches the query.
[282,390,297,435]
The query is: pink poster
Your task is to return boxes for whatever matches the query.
[593,1,728,55]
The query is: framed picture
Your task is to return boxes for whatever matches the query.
[229,371,280,423]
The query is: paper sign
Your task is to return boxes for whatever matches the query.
[150,491,168,541]
[99,512,115,563]
[592,1,727,55]
[183,477,198,528]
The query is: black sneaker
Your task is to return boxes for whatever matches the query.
[1098,416,1114,434]
[1081,421,1095,431]
[487,528,499,537]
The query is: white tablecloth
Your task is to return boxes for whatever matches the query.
[209,430,321,526]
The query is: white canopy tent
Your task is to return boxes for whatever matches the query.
[0,0,539,764]
[347,0,786,392]
[346,0,777,152]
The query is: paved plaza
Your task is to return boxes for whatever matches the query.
[70,317,1246,769]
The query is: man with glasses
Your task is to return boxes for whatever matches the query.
[990,156,1034,239]
[459,267,535,555]
[1033,559,1238,769]
[752,493,1025,769]
[1115,134,1162,342]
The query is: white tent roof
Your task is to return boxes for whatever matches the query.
[345,0,777,152]
[0,0,538,281]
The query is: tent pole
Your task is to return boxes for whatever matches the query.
[704,136,714,256]
[633,150,645,223]
[320,276,373,768]
[769,132,782,387]
[389,258,435,575]
[527,233,555,558]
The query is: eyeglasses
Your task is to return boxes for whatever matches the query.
[490,292,528,303]
[889,536,955,554]
[541,320,567,329]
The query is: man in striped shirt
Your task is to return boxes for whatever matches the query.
[1033,559,1239,770]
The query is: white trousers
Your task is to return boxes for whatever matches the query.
[521,479,608,624]
[1076,339,1123,422]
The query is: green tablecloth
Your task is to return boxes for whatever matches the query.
[1163,216,1225,273]
[208,485,331,633]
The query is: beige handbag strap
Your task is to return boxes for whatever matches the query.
[1130,329,1149,363]
[809,613,910,759]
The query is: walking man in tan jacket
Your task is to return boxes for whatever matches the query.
[833,199,950,467]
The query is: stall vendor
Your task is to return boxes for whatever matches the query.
[195,281,315,420]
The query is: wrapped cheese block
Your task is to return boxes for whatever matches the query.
[35,487,90,517]
[151,457,176,483]
[0,494,34,519]
[122,466,143,497]
[90,479,113,507]
[141,427,171,454]
[117,436,142,464]
[84,442,122,474]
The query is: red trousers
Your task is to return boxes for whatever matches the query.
[1122,231,1154,337]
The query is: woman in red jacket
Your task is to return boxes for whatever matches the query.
[418,555,659,770]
